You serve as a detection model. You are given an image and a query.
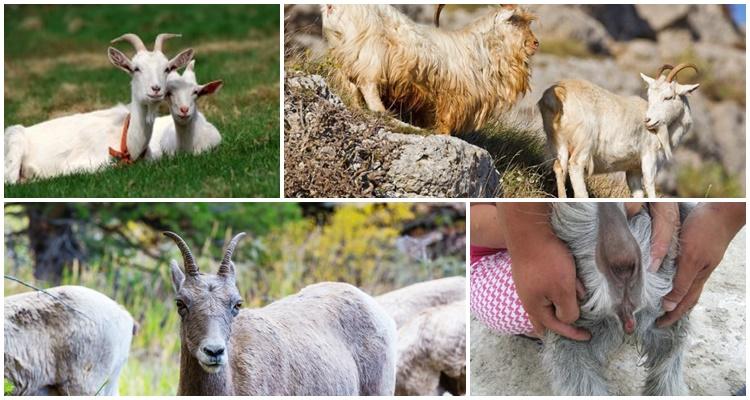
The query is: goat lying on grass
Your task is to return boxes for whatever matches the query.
[322,4,538,135]
[4,33,193,183]
[544,203,691,395]
[164,231,397,395]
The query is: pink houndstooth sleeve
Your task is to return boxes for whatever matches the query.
[470,250,534,335]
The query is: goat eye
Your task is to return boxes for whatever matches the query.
[133,67,140,73]
[193,90,199,96]
[175,299,188,317]
[232,301,242,316]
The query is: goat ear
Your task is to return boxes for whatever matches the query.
[108,47,134,73]
[676,83,699,95]
[494,7,515,24]
[167,48,194,72]
[198,80,223,97]
[170,260,185,292]
[640,73,655,86]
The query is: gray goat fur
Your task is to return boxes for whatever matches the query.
[4,285,135,395]
[544,203,691,395]
[376,276,465,328]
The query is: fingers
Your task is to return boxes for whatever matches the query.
[657,281,704,328]
[575,278,586,301]
[541,309,591,341]
[553,287,581,324]
[648,203,680,272]
[663,256,702,312]
[624,202,645,217]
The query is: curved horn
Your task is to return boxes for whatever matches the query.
[434,4,445,27]
[656,64,674,79]
[154,33,181,53]
[163,231,198,276]
[666,63,698,83]
[218,232,247,276]
[111,33,147,53]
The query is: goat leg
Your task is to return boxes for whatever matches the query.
[638,314,689,395]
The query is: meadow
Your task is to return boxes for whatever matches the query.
[4,5,280,197]
[3,203,466,395]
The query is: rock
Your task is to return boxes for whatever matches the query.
[529,5,613,55]
[635,4,691,31]
[580,4,655,41]
[284,72,501,198]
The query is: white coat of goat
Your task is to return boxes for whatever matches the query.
[4,286,135,395]
[4,33,193,183]
[148,60,223,160]
[538,63,699,198]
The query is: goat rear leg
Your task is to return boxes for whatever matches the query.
[4,125,27,184]
[542,331,615,395]
[639,316,689,395]
[359,82,387,113]
[553,146,569,198]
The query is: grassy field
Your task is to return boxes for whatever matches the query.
[4,5,280,197]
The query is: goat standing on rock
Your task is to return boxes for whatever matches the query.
[322,4,538,134]
[164,231,397,396]
[539,63,700,198]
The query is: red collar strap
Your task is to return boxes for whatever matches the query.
[109,114,145,164]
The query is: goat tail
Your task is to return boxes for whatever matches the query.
[538,84,566,158]
[4,125,27,184]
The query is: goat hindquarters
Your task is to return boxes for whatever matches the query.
[542,317,622,395]
[4,125,27,184]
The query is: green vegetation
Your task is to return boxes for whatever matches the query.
[4,203,465,395]
[676,161,744,198]
[676,47,746,105]
[538,38,599,59]
[4,379,14,396]
[4,5,280,197]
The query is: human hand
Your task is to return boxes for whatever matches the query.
[656,203,745,327]
[624,202,680,272]
[498,203,590,341]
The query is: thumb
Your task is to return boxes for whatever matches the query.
[649,203,679,272]
[663,257,701,312]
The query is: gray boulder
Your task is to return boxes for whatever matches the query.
[284,72,500,198]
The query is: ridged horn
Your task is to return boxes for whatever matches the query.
[656,64,674,79]
[666,63,698,83]
[163,231,198,276]
[154,33,181,53]
[218,232,247,276]
[434,4,445,27]
[111,33,147,53]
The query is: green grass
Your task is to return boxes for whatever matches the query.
[4,5,280,197]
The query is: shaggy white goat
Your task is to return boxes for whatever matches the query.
[539,63,700,198]
[322,4,538,134]
[395,300,466,395]
[4,33,193,183]
[147,60,223,160]
[4,286,135,395]
[376,276,465,328]
[164,232,397,395]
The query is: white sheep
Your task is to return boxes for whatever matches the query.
[394,300,466,395]
[538,63,700,198]
[164,231,397,395]
[147,60,223,160]
[4,285,135,395]
[321,5,538,134]
[4,33,193,183]
[376,276,465,328]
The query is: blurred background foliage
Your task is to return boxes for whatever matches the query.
[3,202,465,395]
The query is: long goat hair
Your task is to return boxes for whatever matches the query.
[322,5,538,134]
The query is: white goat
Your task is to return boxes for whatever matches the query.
[4,33,193,183]
[395,300,466,396]
[4,286,135,395]
[164,232,398,395]
[322,5,538,134]
[147,60,223,160]
[539,63,700,198]
[376,276,465,328]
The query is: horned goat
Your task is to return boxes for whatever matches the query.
[148,60,223,160]
[4,285,135,395]
[394,300,466,396]
[322,4,538,134]
[543,203,692,395]
[4,33,193,183]
[376,276,465,328]
[539,63,700,198]
[164,231,397,396]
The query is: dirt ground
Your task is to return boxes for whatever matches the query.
[470,228,746,395]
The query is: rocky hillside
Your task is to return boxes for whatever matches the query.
[285,4,745,197]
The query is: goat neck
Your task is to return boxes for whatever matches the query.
[178,340,234,395]
[125,97,158,160]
